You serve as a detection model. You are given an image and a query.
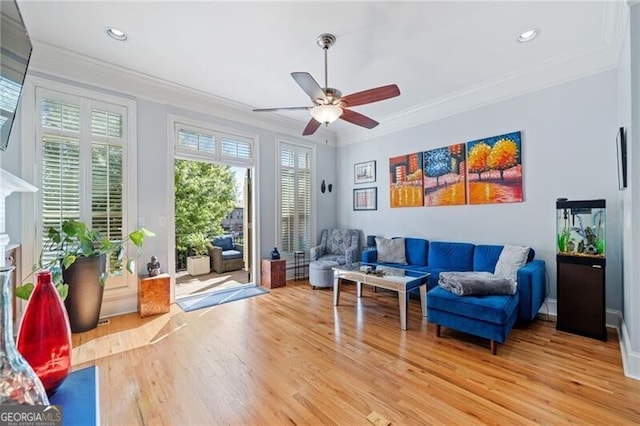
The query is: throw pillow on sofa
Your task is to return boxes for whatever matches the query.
[494,245,530,281]
[375,237,407,264]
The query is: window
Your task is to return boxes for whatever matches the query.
[37,88,133,287]
[280,142,312,253]
[174,120,253,166]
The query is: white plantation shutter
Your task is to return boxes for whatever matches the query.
[221,137,252,161]
[178,128,215,154]
[38,90,129,281]
[174,122,254,166]
[280,143,312,253]
[41,135,81,264]
[91,144,123,274]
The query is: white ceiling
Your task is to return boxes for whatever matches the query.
[17,1,626,141]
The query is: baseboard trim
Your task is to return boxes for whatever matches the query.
[619,319,640,380]
[537,298,620,327]
[539,298,639,380]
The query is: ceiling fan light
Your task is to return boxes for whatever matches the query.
[310,105,343,124]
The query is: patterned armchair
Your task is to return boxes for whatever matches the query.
[208,236,244,273]
[310,229,360,265]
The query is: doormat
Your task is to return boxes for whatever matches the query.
[176,286,268,312]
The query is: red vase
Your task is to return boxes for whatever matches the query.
[17,270,72,395]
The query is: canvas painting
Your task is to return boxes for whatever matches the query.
[389,153,424,207]
[466,131,523,204]
[423,143,466,206]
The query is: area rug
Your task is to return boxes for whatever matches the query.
[176,286,268,312]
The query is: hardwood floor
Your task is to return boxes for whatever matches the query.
[71,280,640,425]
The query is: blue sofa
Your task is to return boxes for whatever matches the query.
[361,238,546,354]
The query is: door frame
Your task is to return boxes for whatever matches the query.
[166,115,259,302]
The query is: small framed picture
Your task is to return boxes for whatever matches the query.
[617,126,627,190]
[353,187,377,211]
[354,160,376,184]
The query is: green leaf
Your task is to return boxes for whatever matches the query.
[79,239,94,256]
[100,237,112,251]
[62,254,77,269]
[129,230,144,247]
[48,227,61,243]
[141,228,156,237]
[52,268,63,286]
[99,272,108,287]
[126,259,135,274]
[15,283,34,300]
[62,219,85,237]
[56,283,69,301]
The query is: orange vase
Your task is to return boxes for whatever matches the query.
[17,270,72,395]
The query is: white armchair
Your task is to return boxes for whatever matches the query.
[310,229,360,265]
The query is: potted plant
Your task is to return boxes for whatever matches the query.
[186,232,211,276]
[16,219,155,332]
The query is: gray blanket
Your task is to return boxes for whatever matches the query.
[438,271,516,296]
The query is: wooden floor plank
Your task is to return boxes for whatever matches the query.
[71,280,640,425]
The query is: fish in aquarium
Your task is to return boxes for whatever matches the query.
[557,209,605,257]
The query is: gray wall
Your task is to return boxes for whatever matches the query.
[626,3,640,362]
[337,70,622,310]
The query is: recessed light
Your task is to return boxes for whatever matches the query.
[105,27,128,41]
[517,28,540,43]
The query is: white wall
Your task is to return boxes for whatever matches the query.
[3,66,337,314]
[622,2,640,377]
[337,70,621,310]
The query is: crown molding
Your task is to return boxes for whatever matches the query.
[28,40,337,147]
[337,1,627,146]
[27,0,625,149]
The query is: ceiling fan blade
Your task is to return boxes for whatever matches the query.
[340,109,379,129]
[292,72,325,101]
[253,106,311,112]
[302,118,322,136]
[342,84,400,107]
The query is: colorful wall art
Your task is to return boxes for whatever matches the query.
[466,131,523,204]
[423,143,467,206]
[389,153,424,207]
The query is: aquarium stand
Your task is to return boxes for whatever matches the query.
[556,255,606,341]
[555,198,607,341]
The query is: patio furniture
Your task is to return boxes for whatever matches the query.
[209,236,244,273]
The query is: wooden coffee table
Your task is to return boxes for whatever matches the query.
[332,263,429,330]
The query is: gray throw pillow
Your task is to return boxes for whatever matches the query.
[494,245,530,282]
[376,237,407,264]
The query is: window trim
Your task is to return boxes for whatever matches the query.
[276,137,316,259]
[23,77,138,301]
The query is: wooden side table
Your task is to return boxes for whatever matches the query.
[261,259,286,289]
[139,273,170,317]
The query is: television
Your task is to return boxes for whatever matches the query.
[0,0,32,151]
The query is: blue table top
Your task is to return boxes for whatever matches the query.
[49,365,99,426]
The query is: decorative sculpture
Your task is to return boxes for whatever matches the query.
[147,256,161,277]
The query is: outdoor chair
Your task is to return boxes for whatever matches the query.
[209,236,244,273]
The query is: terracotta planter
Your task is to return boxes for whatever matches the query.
[63,254,107,333]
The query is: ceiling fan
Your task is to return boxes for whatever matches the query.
[253,33,401,136]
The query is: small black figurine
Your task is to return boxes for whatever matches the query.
[270,247,280,260]
[147,256,161,277]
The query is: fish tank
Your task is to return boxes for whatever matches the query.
[556,199,605,258]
